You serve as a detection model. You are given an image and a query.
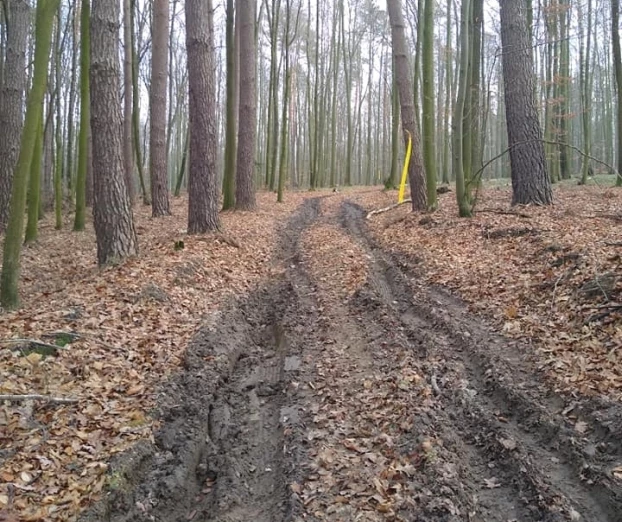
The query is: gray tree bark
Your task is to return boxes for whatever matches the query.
[499,0,552,205]
[91,0,139,264]
[150,0,171,216]
[0,0,30,232]
[186,0,220,233]
[235,0,257,210]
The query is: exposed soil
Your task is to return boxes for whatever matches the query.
[81,195,622,522]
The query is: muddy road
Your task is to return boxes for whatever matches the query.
[83,196,622,522]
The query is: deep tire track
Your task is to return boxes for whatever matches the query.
[340,200,622,521]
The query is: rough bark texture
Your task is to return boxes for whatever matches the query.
[235,0,257,210]
[186,0,220,233]
[0,0,30,232]
[386,0,427,212]
[499,0,552,206]
[123,0,135,203]
[149,0,171,216]
[90,0,139,265]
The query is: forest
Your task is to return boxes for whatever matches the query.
[0,0,622,521]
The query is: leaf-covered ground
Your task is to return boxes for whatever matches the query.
[361,185,622,400]
[0,193,310,521]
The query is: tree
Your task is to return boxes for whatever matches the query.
[222,0,238,210]
[0,0,30,232]
[499,0,552,205]
[613,0,622,186]
[421,0,437,209]
[90,0,139,264]
[123,0,136,203]
[453,0,471,217]
[386,0,427,211]
[235,0,258,210]
[74,0,91,231]
[1,0,60,309]
[186,0,220,232]
[150,0,171,216]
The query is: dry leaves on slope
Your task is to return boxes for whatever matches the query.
[361,185,622,400]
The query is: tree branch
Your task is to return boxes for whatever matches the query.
[0,394,79,404]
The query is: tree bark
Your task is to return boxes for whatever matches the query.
[74,0,91,231]
[0,0,30,232]
[90,0,139,264]
[612,0,622,185]
[222,0,238,210]
[1,0,59,309]
[499,0,552,205]
[149,0,171,216]
[186,0,220,233]
[123,0,135,202]
[386,0,427,211]
[235,0,257,210]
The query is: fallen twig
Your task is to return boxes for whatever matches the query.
[478,208,532,219]
[0,338,60,351]
[366,199,412,219]
[0,394,79,404]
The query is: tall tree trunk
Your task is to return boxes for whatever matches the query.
[579,0,592,185]
[0,0,29,232]
[150,0,171,216]
[186,0,220,232]
[1,0,59,309]
[441,0,452,185]
[235,0,257,210]
[386,0,427,211]
[131,0,149,204]
[90,0,139,264]
[388,55,400,189]
[453,0,471,217]
[123,0,135,202]
[613,0,622,185]
[421,0,437,209]
[222,0,238,210]
[25,113,44,243]
[74,0,90,231]
[499,0,552,205]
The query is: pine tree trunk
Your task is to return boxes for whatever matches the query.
[1,0,59,309]
[90,0,139,264]
[186,0,220,232]
[499,0,552,205]
[0,0,30,232]
[235,0,257,210]
[386,0,427,211]
[150,0,171,216]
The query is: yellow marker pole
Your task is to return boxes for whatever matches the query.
[398,130,412,204]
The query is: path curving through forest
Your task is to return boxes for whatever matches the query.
[82,195,622,522]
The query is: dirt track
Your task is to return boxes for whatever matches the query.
[82,195,622,522]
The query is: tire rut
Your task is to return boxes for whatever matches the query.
[339,200,622,521]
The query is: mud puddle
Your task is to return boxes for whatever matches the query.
[81,196,622,522]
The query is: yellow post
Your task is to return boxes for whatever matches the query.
[398,130,412,203]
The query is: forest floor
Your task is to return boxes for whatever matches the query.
[1,185,622,521]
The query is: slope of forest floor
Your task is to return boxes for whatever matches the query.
[2,184,622,522]
[360,185,622,401]
[0,192,318,521]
